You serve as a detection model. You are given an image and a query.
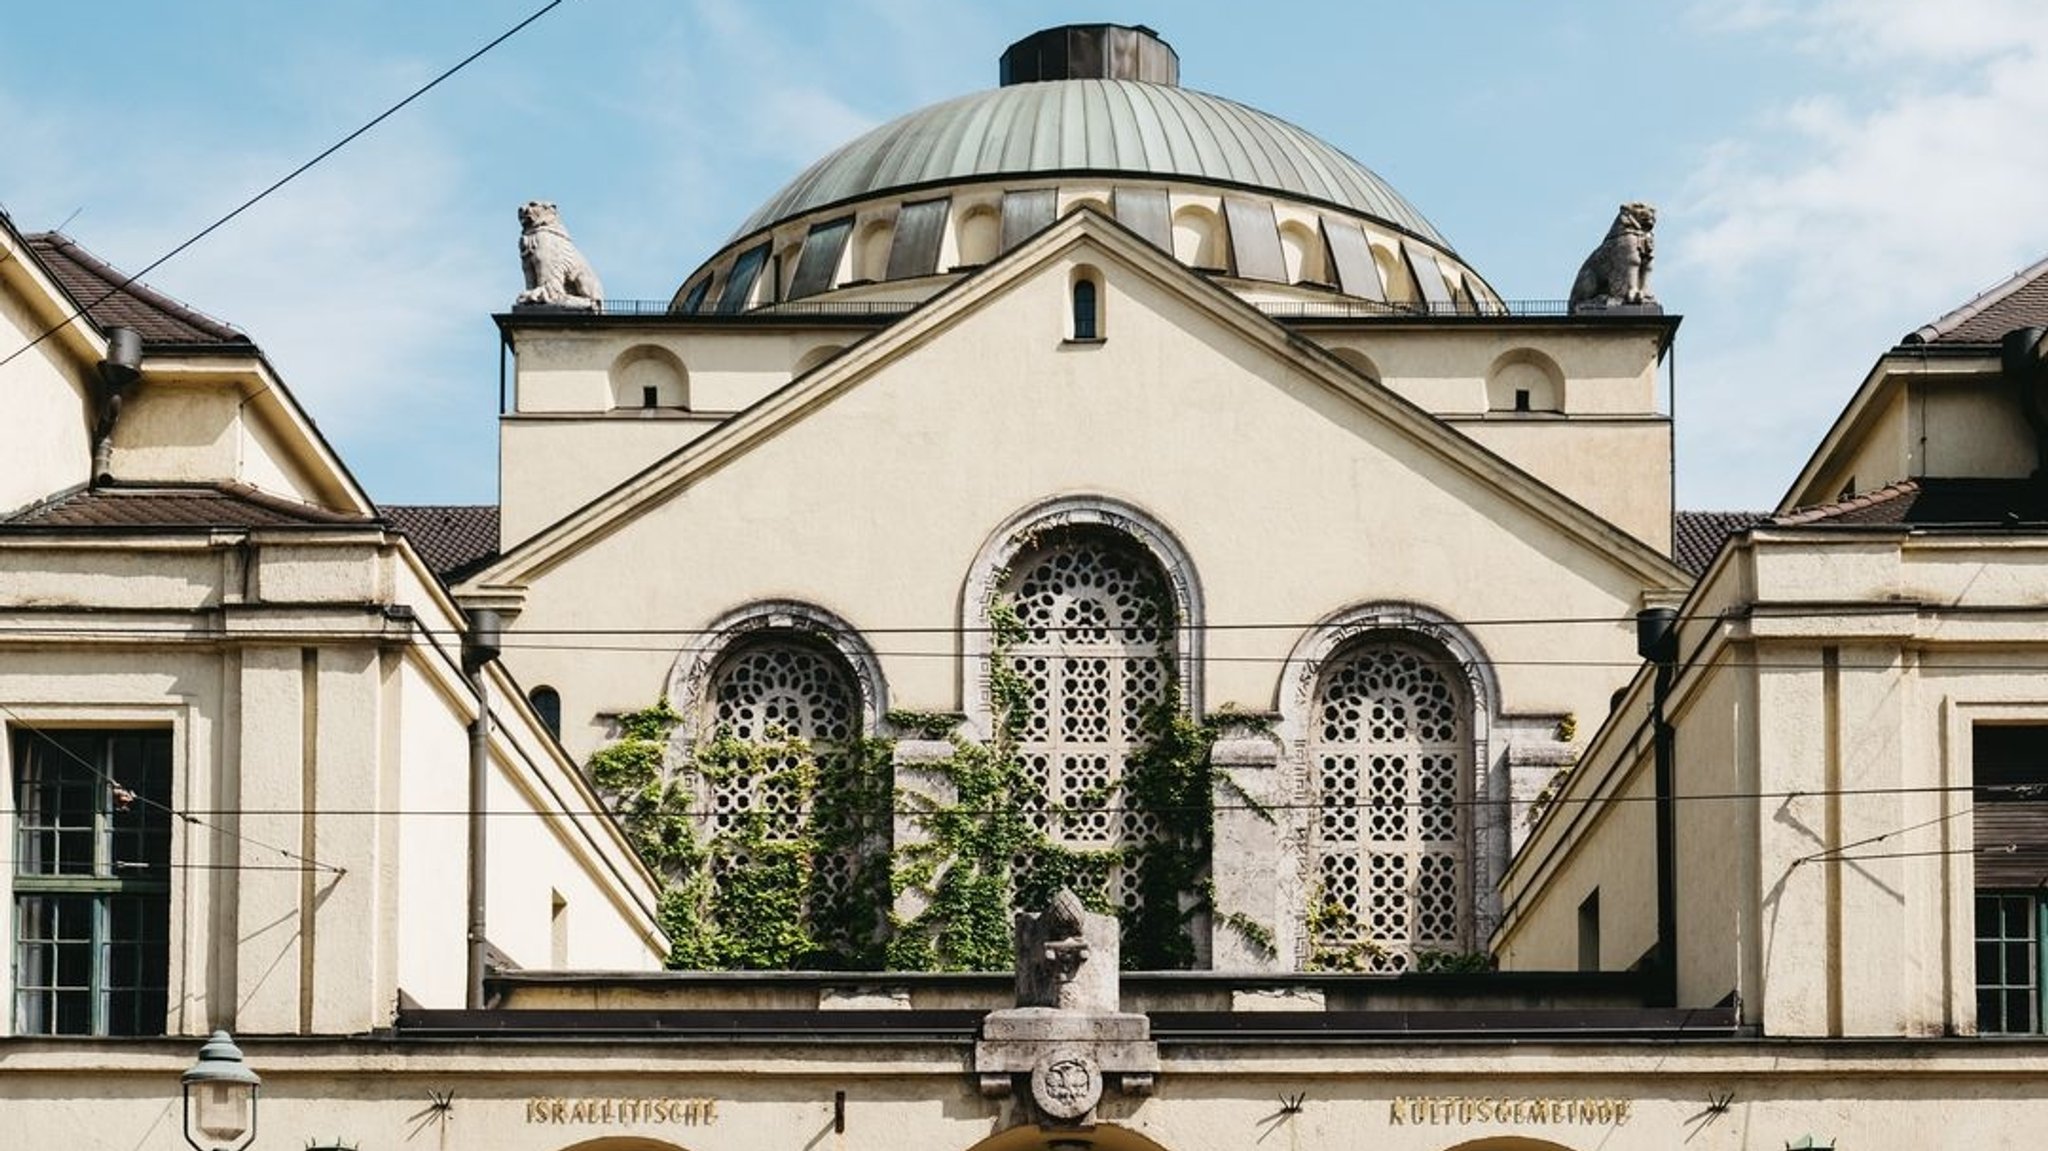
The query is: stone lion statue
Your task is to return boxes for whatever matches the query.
[1569,201,1657,311]
[514,200,603,310]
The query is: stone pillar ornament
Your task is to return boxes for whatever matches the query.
[513,200,604,311]
[975,888,1160,1128]
[1568,202,1660,313]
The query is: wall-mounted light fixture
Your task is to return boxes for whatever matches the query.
[181,1031,260,1151]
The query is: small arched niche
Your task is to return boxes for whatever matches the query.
[1172,204,1225,270]
[853,218,894,283]
[954,204,1000,267]
[1279,220,1329,285]
[609,344,689,410]
[1486,348,1565,414]
[1371,240,1418,304]
[792,343,847,378]
[1330,346,1381,385]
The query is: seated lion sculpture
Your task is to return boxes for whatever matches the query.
[1569,201,1657,312]
[514,200,604,310]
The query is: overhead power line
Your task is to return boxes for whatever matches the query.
[0,0,568,369]
[0,702,346,876]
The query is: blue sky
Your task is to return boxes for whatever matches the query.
[5,0,2048,512]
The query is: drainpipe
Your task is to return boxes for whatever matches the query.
[461,609,503,1010]
[1637,606,1680,1008]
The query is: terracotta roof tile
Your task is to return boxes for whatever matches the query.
[24,232,249,346]
[1672,510,1768,577]
[1773,478,2048,527]
[380,504,500,581]
[1908,255,2048,346]
[4,483,369,529]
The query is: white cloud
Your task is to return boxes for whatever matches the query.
[1666,0,2048,509]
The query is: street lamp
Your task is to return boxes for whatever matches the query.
[182,1030,261,1151]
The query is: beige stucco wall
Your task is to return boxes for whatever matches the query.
[501,414,725,543]
[1502,523,2048,1037]
[1453,418,1669,550]
[0,531,666,1038]
[4,1038,2047,1151]
[0,279,92,514]
[489,245,1670,765]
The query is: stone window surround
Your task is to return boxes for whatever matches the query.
[960,496,1204,742]
[1275,602,1504,958]
[664,600,887,752]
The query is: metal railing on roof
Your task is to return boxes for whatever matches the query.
[1255,299,1575,319]
[581,298,924,318]
[558,297,1596,321]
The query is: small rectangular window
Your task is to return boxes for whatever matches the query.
[715,243,771,315]
[12,728,172,1036]
[1514,389,1532,413]
[1000,189,1057,253]
[1324,218,1386,303]
[788,218,853,300]
[886,199,950,281]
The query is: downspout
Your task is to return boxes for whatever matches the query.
[1637,606,1680,1008]
[461,609,504,1010]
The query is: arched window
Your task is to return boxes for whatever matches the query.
[528,685,562,739]
[705,637,858,842]
[1000,528,1171,913]
[689,634,883,965]
[1308,639,1468,970]
[1071,277,1101,340]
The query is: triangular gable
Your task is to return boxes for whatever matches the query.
[462,209,1688,597]
[0,215,376,518]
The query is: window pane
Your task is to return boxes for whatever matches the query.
[12,729,173,1036]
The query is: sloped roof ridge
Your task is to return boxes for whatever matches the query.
[1772,479,1920,525]
[26,231,248,344]
[3,480,373,528]
[1907,253,2048,345]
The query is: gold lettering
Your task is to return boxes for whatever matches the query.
[1411,1099,1427,1125]
[1389,1097,1405,1125]
[552,1100,568,1123]
[1614,1100,1631,1124]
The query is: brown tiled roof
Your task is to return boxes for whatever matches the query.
[381,504,500,581]
[24,232,249,346]
[1672,510,1768,577]
[1907,255,2048,346]
[3,483,369,529]
[1773,477,2048,526]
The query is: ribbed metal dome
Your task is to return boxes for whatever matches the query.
[731,79,1450,247]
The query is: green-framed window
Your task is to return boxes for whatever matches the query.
[11,728,171,1036]
[1976,892,2045,1034]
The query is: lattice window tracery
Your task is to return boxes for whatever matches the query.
[697,635,880,959]
[705,639,857,843]
[1309,641,1468,970]
[1002,532,1172,913]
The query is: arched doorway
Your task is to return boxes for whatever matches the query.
[553,1138,693,1151]
[963,1124,1176,1151]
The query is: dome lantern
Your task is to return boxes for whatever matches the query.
[998,24,1179,87]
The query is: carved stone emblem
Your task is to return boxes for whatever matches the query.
[1030,1048,1103,1121]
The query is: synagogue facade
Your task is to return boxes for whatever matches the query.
[4,21,2048,1151]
